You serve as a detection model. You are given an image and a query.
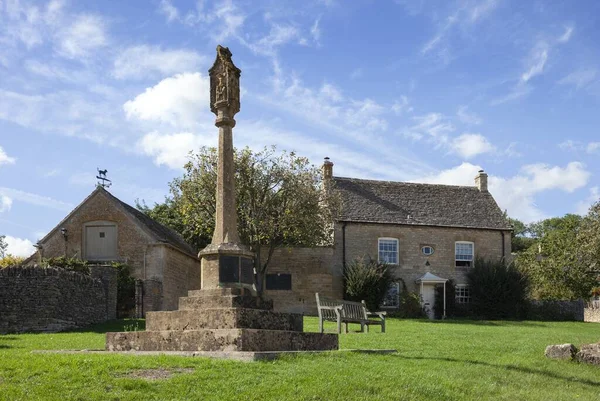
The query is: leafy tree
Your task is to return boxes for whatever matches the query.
[0,254,24,268]
[579,200,600,284]
[0,235,7,258]
[516,214,598,300]
[146,146,337,294]
[136,198,206,251]
[343,256,394,311]
[507,217,536,253]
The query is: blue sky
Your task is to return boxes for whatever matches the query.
[1,0,599,256]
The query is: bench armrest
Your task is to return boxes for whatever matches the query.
[367,311,387,318]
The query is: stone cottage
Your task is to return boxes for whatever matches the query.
[265,159,512,318]
[26,186,201,315]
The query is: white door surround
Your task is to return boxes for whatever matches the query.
[416,272,448,319]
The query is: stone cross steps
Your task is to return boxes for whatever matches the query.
[145,308,303,331]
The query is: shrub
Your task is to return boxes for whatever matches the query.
[112,262,137,318]
[0,255,24,268]
[344,256,394,311]
[42,256,89,274]
[393,279,427,318]
[467,258,529,319]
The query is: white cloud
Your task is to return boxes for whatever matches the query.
[558,69,597,90]
[55,14,108,59]
[349,68,363,80]
[456,106,482,125]
[0,187,73,212]
[158,0,179,22]
[491,82,532,105]
[0,195,12,212]
[4,235,35,258]
[138,132,214,169]
[310,16,321,44]
[392,96,413,115]
[450,133,495,159]
[468,0,499,23]
[559,139,581,151]
[406,113,454,143]
[558,140,600,154]
[577,186,599,215]
[123,72,211,128]
[417,161,591,222]
[587,142,600,154]
[113,46,205,80]
[0,89,121,143]
[558,25,574,43]
[0,146,16,166]
[419,0,499,64]
[168,0,246,43]
[258,71,434,179]
[249,24,301,56]
[521,42,548,83]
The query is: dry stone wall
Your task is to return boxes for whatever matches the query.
[0,266,115,334]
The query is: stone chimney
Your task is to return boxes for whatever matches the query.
[475,170,488,192]
[323,157,333,180]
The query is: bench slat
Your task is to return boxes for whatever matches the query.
[316,293,386,334]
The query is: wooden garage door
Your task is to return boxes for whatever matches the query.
[85,225,117,260]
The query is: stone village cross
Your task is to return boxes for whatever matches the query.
[198,45,255,291]
[105,46,338,354]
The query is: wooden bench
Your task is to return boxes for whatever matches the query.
[316,293,386,334]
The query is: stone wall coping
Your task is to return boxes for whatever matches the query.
[0,265,103,286]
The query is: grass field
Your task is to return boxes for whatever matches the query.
[1,318,599,401]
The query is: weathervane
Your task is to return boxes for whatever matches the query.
[96,168,112,189]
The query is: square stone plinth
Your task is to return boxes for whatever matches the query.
[106,329,338,352]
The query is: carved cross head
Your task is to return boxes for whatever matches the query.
[209,45,241,116]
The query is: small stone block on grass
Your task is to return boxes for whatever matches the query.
[575,343,600,366]
[545,343,577,360]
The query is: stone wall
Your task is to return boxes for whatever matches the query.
[529,299,584,321]
[162,245,201,310]
[0,266,116,334]
[334,222,512,294]
[263,247,337,315]
[584,303,600,323]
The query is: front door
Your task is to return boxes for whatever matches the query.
[421,284,436,319]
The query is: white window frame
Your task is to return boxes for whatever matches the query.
[455,241,474,268]
[421,245,434,256]
[455,284,471,304]
[381,282,400,308]
[378,238,399,265]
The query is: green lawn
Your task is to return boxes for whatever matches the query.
[1,318,599,401]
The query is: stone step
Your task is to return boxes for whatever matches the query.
[106,329,338,352]
[178,294,273,311]
[187,288,248,297]
[146,309,303,332]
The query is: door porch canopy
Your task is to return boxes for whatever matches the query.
[416,272,448,319]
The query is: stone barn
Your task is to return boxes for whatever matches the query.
[26,186,201,316]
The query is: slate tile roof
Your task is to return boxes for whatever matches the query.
[332,176,511,230]
[104,191,197,256]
